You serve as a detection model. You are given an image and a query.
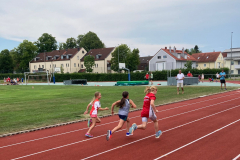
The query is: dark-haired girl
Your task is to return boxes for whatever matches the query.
[106,91,136,141]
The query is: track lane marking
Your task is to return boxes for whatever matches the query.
[1,93,237,149]
[154,119,240,160]
[11,105,240,160]
[233,154,240,160]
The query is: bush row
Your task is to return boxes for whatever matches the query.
[0,68,229,82]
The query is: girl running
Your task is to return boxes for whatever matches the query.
[129,86,162,138]
[106,91,137,141]
[84,91,108,138]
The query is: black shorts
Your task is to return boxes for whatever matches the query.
[119,115,128,121]
[220,80,225,83]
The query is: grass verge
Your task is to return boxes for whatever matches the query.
[0,85,237,135]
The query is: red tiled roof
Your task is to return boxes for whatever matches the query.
[191,52,221,62]
[30,48,83,63]
[222,52,227,58]
[81,47,115,61]
[162,49,197,61]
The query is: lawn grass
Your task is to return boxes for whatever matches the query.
[0,85,237,135]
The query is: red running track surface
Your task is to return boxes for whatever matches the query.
[0,90,240,160]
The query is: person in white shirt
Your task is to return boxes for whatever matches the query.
[176,70,185,94]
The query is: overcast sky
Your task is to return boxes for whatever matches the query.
[0,0,239,56]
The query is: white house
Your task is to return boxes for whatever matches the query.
[149,46,197,71]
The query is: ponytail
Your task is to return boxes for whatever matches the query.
[90,91,100,103]
[144,86,157,94]
[119,91,129,108]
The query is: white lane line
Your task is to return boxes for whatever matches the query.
[11,105,240,160]
[2,94,239,150]
[154,119,240,160]
[233,154,240,160]
[1,93,236,149]
[81,105,240,160]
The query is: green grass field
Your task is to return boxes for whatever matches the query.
[0,85,237,135]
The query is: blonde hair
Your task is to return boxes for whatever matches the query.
[90,91,101,103]
[144,86,157,94]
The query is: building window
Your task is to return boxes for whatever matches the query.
[231,70,234,74]
[39,65,40,68]
[78,63,79,67]
[196,64,198,67]
[204,64,206,67]
[34,65,36,69]
[157,56,161,59]
[163,55,167,58]
[82,51,84,54]
[55,64,56,67]
[50,65,51,68]
[61,64,64,67]
[42,65,44,68]
[66,64,67,67]
[74,63,76,67]
[68,63,69,67]
[77,56,79,60]
[81,64,83,68]
[231,61,234,65]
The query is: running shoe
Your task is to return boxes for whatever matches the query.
[129,123,137,135]
[126,132,132,136]
[85,133,93,138]
[87,119,92,128]
[155,130,162,138]
[106,130,112,141]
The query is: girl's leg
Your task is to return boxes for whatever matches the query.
[126,117,130,132]
[96,116,101,123]
[111,119,125,134]
[153,119,159,133]
[137,122,147,130]
[86,117,97,134]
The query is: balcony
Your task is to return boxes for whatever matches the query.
[234,65,240,69]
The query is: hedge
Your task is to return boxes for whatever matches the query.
[0,68,229,82]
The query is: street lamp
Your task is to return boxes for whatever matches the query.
[230,32,233,79]
[118,44,119,73]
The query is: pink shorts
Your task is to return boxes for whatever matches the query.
[91,114,97,118]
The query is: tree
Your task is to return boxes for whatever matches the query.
[60,65,64,74]
[185,45,202,55]
[0,49,14,73]
[84,55,95,72]
[194,45,200,53]
[77,34,84,47]
[11,40,38,72]
[79,31,105,52]
[184,60,193,69]
[110,44,130,72]
[126,48,140,72]
[58,42,65,50]
[35,33,58,53]
[185,49,190,54]
[64,37,77,49]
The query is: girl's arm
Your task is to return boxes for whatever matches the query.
[150,99,158,114]
[98,107,109,111]
[129,99,137,109]
[111,100,121,115]
[84,103,92,114]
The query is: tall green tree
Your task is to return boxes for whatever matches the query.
[84,55,95,72]
[35,33,58,53]
[79,31,105,52]
[11,40,38,72]
[110,44,130,72]
[64,37,77,49]
[184,60,193,69]
[0,49,14,73]
[58,42,65,50]
[126,48,140,71]
[77,34,84,47]
[185,45,202,55]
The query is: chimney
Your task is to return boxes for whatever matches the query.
[165,47,167,49]
[174,46,176,53]
[169,46,171,53]
[182,47,184,54]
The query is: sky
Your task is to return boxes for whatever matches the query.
[0,0,239,57]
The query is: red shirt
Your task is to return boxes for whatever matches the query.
[7,78,10,82]
[187,73,192,77]
[90,99,101,115]
[141,93,156,117]
[145,74,149,79]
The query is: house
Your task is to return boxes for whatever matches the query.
[149,46,197,71]
[191,51,224,69]
[79,47,115,73]
[222,48,240,74]
[29,48,87,73]
[137,56,153,71]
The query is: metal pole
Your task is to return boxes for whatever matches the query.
[118,45,119,73]
[230,32,233,79]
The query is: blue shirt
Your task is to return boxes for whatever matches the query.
[219,72,226,80]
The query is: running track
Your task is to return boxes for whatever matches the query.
[1,90,240,160]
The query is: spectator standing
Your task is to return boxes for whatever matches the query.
[187,71,193,77]
[145,73,149,81]
[219,69,227,90]
[201,73,204,83]
[176,70,185,94]
[150,72,153,85]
